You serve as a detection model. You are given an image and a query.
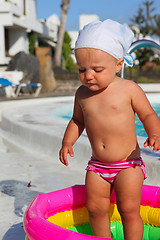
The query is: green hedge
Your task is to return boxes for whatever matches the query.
[125,66,160,83]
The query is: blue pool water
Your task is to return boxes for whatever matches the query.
[135,103,160,137]
[54,103,160,137]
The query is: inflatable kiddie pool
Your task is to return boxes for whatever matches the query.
[24,184,160,240]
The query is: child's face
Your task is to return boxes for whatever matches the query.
[75,48,124,92]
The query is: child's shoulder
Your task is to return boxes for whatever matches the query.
[75,85,89,98]
[77,84,87,92]
[121,79,143,92]
[120,78,137,87]
[120,79,146,101]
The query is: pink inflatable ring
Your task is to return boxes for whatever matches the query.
[24,184,160,240]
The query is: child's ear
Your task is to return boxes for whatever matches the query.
[116,58,124,73]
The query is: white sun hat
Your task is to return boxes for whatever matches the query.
[75,19,134,67]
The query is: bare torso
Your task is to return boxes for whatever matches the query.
[77,79,141,162]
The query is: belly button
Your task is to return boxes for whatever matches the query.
[103,144,106,149]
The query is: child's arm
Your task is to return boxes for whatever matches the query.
[59,91,85,166]
[143,113,160,152]
[131,83,160,152]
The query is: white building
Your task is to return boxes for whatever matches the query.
[69,14,99,49]
[68,14,99,61]
[79,14,99,30]
[0,0,59,66]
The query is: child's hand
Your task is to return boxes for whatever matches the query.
[59,145,74,166]
[144,135,160,153]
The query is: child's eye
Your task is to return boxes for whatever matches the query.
[79,69,86,73]
[94,68,104,73]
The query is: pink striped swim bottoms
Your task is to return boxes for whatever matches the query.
[86,157,147,184]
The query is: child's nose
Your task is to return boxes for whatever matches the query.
[85,70,94,80]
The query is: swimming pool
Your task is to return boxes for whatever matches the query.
[135,103,160,137]
[53,102,160,138]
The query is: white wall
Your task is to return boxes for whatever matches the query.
[10,0,22,7]
[79,14,99,29]
[68,31,79,49]
[26,0,37,20]
[0,25,6,64]
[47,14,60,26]
[11,0,24,14]
[9,29,28,56]
[0,13,12,26]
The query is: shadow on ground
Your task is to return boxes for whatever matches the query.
[2,222,26,240]
[141,148,160,160]
[0,180,41,240]
[0,180,41,217]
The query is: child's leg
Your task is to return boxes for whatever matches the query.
[114,166,144,240]
[85,171,112,238]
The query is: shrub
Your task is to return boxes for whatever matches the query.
[61,31,77,72]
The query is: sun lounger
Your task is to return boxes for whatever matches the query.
[15,83,42,97]
[0,78,42,98]
[0,78,17,97]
